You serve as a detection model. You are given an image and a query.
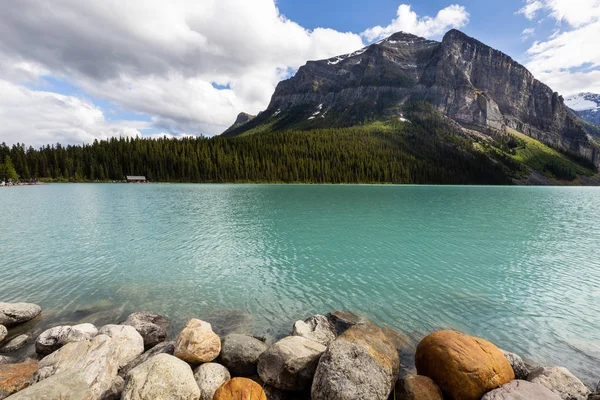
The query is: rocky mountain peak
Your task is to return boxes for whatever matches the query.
[566,93,600,126]
[234,112,256,125]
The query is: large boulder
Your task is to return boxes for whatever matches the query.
[325,310,369,335]
[292,315,336,346]
[501,350,530,380]
[36,324,144,399]
[175,319,221,363]
[119,341,175,379]
[35,324,98,356]
[0,327,6,344]
[482,380,562,400]
[0,304,41,328]
[220,334,268,377]
[0,335,29,354]
[213,377,267,400]
[121,353,200,400]
[393,375,443,400]
[0,361,38,400]
[4,371,94,399]
[527,366,591,400]
[415,330,514,400]
[194,362,231,400]
[311,323,400,400]
[258,336,326,391]
[121,312,169,349]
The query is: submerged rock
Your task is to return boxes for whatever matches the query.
[213,377,267,400]
[501,350,530,380]
[194,362,231,400]
[119,341,175,379]
[220,334,268,377]
[393,375,443,400]
[258,336,326,391]
[0,360,38,400]
[527,366,591,400]
[121,353,200,400]
[312,323,400,400]
[36,324,98,356]
[121,312,169,349]
[174,319,221,364]
[325,310,368,335]
[0,304,41,328]
[292,315,336,346]
[0,335,29,354]
[415,330,514,400]
[482,380,562,400]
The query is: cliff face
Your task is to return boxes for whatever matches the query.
[231,30,599,166]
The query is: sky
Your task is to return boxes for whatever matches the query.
[1,0,599,147]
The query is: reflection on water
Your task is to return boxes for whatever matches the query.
[1,184,600,385]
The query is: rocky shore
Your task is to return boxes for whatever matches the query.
[0,302,598,400]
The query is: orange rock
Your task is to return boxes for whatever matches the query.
[393,375,443,400]
[0,360,39,399]
[415,330,514,400]
[213,378,267,400]
[174,319,221,363]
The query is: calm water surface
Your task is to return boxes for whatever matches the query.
[1,184,599,384]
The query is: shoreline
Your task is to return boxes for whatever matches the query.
[1,303,597,400]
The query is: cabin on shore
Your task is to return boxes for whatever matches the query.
[126,176,147,183]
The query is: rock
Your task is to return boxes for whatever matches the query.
[382,327,413,353]
[220,334,268,377]
[482,380,562,400]
[325,310,368,335]
[415,330,514,400]
[121,353,200,400]
[0,361,38,400]
[292,315,336,346]
[4,371,94,399]
[392,375,443,400]
[0,304,41,328]
[311,323,400,400]
[0,335,29,354]
[258,336,326,391]
[213,377,267,400]
[0,358,16,366]
[118,341,175,379]
[121,312,169,349]
[501,350,530,380]
[174,319,221,363]
[0,327,6,344]
[527,366,591,400]
[36,324,98,356]
[36,325,144,399]
[262,385,311,400]
[194,362,231,400]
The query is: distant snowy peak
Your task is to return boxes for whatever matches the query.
[565,93,600,111]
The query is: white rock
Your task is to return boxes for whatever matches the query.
[528,366,591,400]
[194,362,231,400]
[4,371,94,400]
[0,303,41,327]
[292,315,336,346]
[36,324,98,355]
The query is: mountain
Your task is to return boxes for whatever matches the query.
[566,93,600,127]
[223,30,600,177]
[222,112,256,136]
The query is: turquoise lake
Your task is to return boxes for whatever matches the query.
[1,184,599,384]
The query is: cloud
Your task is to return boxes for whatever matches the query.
[517,1,544,20]
[361,4,470,42]
[521,27,536,40]
[520,0,600,95]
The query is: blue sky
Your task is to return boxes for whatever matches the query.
[1,0,599,147]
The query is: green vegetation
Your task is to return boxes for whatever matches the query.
[0,103,595,185]
[0,156,18,181]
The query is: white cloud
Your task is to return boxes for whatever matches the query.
[517,1,544,20]
[362,4,470,42]
[521,27,536,40]
[520,0,600,95]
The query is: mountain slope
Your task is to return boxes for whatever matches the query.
[566,93,600,127]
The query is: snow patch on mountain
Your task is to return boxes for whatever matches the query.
[565,93,600,111]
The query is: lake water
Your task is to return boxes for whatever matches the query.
[1,184,599,385]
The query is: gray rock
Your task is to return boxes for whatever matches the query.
[292,315,336,346]
[482,380,562,400]
[118,341,175,379]
[311,323,400,400]
[0,357,17,365]
[36,325,144,399]
[121,312,169,349]
[0,326,6,344]
[501,350,530,380]
[121,353,200,400]
[36,324,98,355]
[220,334,268,377]
[0,304,41,328]
[0,335,29,353]
[4,371,94,400]
[194,362,231,400]
[325,310,369,335]
[258,335,326,392]
[527,366,591,400]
